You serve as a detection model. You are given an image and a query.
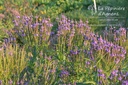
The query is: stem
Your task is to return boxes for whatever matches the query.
[93,0,97,13]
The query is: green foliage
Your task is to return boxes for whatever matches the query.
[34,0,86,19]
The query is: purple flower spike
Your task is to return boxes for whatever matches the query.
[122,80,128,85]
[60,70,69,78]
[109,76,113,80]
[70,50,80,55]
[98,69,103,73]
[118,76,122,81]
[86,61,90,65]
[111,70,118,77]
[126,72,128,77]
[50,32,55,35]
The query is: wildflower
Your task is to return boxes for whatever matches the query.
[122,80,128,85]
[8,79,13,84]
[98,73,106,79]
[111,70,118,77]
[47,24,53,27]
[105,47,110,53]
[16,16,20,18]
[118,76,122,81]
[50,31,55,35]
[34,34,39,36]
[110,53,115,57]
[121,49,126,55]
[21,33,26,37]
[101,73,106,79]
[98,69,103,73]
[86,61,90,65]
[126,72,128,77]
[13,20,19,26]
[119,27,126,36]
[60,70,69,78]
[115,38,119,41]
[70,50,80,55]
[115,59,120,64]
[98,36,103,43]
[98,81,102,85]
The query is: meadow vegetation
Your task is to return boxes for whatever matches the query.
[0,0,128,85]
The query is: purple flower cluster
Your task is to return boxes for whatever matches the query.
[103,27,127,43]
[122,80,128,85]
[57,15,87,36]
[97,69,106,79]
[3,37,16,45]
[82,27,126,62]
[57,15,71,36]
[83,28,126,62]
[113,27,127,43]
[111,70,118,77]
[60,70,70,78]
[119,27,126,36]
[70,50,80,55]
[7,16,53,46]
